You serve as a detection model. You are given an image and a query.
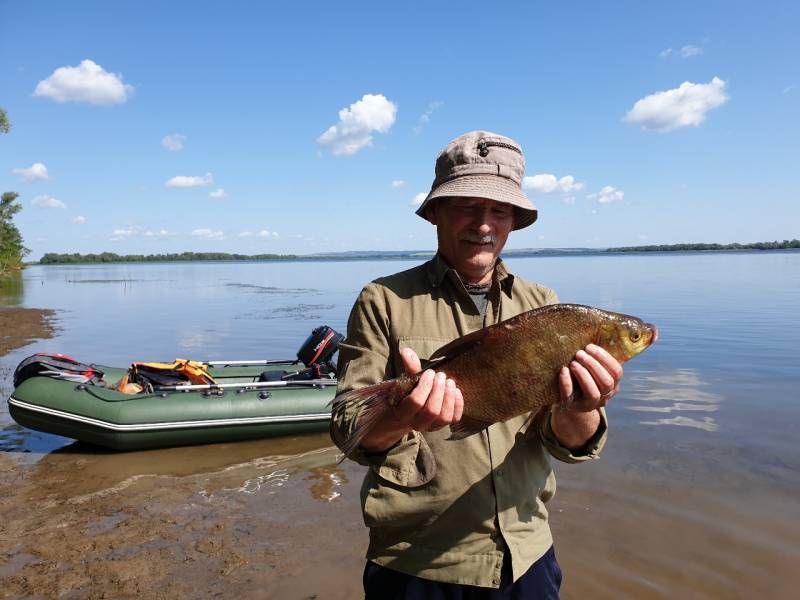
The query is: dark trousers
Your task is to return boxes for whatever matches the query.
[363,546,562,599]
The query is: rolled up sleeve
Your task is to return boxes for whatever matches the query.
[538,407,608,463]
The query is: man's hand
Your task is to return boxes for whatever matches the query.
[358,348,464,453]
[551,343,623,451]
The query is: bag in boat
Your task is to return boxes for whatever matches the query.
[14,353,105,388]
[120,358,217,393]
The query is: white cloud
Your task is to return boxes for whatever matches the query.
[238,231,253,238]
[317,93,397,156]
[191,228,224,239]
[209,188,227,199]
[166,172,214,188]
[624,77,729,132]
[12,162,50,182]
[523,174,584,196]
[659,45,703,59]
[391,180,406,188]
[588,186,625,204]
[110,227,171,240]
[72,215,86,224]
[32,194,65,209]
[679,45,703,58]
[783,84,796,94]
[34,59,133,105]
[112,227,137,237]
[256,230,279,238]
[162,134,186,151]
[413,100,444,135]
[411,192,428,206]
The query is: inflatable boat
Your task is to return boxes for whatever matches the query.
[7,327,341,451]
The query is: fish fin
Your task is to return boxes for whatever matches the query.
[447,416,492,440]
[330,379,405,459]
[430,328,490,362]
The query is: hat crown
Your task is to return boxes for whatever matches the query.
[433,131,526,189]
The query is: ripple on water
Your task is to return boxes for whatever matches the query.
[624,368,722,432]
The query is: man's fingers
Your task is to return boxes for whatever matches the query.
[586,344,624,382]
[569,360,601,406]
[415,372,446,430]
[453,388,464,423]
[395,368,435,421]
[575,348,616,394]
[429,378,457,431]
[558,366,573,404]
[400,347,422,376]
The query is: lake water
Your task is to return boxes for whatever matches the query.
[1,251,799,598]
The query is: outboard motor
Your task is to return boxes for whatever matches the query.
[297,325,344,376]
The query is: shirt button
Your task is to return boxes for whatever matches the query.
[496,469,503,477]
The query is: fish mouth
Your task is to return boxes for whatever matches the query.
[648,324,658,344]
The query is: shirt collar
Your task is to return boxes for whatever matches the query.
[426,252,515,297]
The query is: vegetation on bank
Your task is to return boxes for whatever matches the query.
[606,239,800,252]
[0,192,27,276]
[36,239,800,265]
[0,107,10,134]
[40,251,301,264]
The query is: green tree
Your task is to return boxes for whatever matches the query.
[0,108,9,134]
[0,192,28,275]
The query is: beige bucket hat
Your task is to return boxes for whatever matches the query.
[415,130,538,230]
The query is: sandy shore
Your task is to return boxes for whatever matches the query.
[1,305,798,599]
[0,306,56,357]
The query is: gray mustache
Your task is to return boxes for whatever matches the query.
[461,233,497,244]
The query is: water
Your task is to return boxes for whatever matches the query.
[1,251,799,598]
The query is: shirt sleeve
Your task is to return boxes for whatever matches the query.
[329,283,436,487]
[538,406,608,463]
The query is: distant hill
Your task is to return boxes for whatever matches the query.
[36,239,799,265]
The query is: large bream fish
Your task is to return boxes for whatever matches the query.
[332,303,657,455]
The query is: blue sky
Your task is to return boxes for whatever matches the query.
[1,1,798,259]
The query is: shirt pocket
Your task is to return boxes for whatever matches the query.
[393,336,452,375]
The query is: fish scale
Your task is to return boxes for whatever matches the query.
[332,303,657,456]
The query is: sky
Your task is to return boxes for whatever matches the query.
[1,1,798,259]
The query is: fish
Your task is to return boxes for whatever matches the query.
[332,303,657,456]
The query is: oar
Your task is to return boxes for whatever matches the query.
[204,359,301,367]
[153,378,337,392]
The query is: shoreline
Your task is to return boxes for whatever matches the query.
[0,307,56,357]
[29,245,800,267]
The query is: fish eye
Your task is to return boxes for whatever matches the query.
[629,330,641,342]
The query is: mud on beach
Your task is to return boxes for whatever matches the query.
[0,306,367,599]
[1,305,799,599]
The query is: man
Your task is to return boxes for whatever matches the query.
[331,131,623,598]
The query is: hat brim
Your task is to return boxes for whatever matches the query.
[415,175,538,230]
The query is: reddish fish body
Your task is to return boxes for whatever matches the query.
[332,303,657,455]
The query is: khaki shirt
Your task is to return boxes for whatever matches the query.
[331,254,607,588]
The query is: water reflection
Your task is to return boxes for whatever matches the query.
[0,271,23,306]
[625,368,721,431]
[305,465,349,502]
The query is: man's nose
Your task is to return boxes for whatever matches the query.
[471,208,494,231]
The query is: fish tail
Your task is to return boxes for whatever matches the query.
[330,377,412,458]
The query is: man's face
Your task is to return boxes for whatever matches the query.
[428,197,515,284]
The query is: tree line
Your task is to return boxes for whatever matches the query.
[606,239,800,252]
[1,108,28,278]
[40,251,302,264]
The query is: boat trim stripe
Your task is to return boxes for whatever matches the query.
[8,397,330,432]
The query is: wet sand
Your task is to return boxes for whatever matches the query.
[1,308,799,598]
[0,307,56,357]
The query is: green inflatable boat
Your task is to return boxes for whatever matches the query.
[8,327,342,451]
